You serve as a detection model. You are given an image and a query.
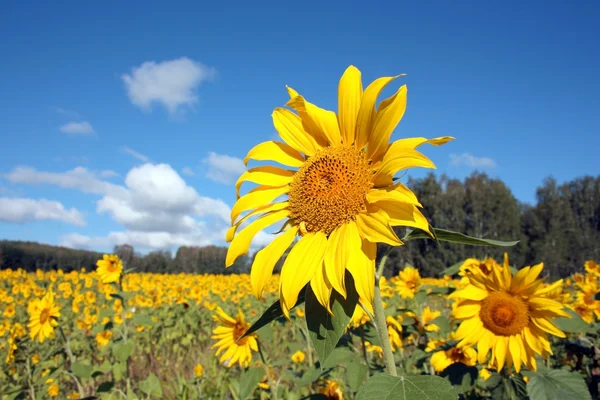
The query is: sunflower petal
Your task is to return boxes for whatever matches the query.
[338,65,362,145]
[366,182,421,207]
[236,166,295,198]
[244,140,305,167]
[373,147,435,187]
[310,264,333,314]
[251,226,298,299]
[231,185,289,225]
[347,231,376,312]
[324,224,350,299]
[226,210,289,267]
[355,74,404,149]
[376,202,431,235]
[509,335,522,373]
[286,94,341,146]
[356,207,402,246]
[272,108,320,156]
[387,136,455,150]
[279,231,328,319]
[368,85,407,161]
[227,201,288,242]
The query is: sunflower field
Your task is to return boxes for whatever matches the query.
[1,255,599,399]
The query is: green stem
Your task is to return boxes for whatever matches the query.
[359,325,370,369]
[372,248,398,376]
[257,339,278,400]
[26,358,35,400]
[299,324,314,367]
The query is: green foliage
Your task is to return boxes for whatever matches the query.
[71,361,93,380]
[238,366,264,400]
[552,308,594,334]
[356,373,458,400]
[525,368,591,400]
[346,362,369,392]
[305,273,359,369]
[440,363,477,393]
[112,342,135,363]
[139,373,163,398]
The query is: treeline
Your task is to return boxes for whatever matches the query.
[1,172,598,279]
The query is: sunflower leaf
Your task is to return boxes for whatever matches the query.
[552,308,594,334]
[402,228,519,247]
[440,362,477,393]
[526,368,591,400]
[356,373,459,400]
[239,366,264,400]
[238,286,307,342]
[306,272,359,370]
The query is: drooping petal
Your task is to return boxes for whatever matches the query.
[226,210,289,267]
[355,74,404,149]
[244,140,305,167]
[346,227,376,313]
[376,202,431,235]
[477,330,492,364]
[365,182,421,207]
[231,185,289,225]
[272,108,320,156]
[226,201,288,242]
[448,285,489,301]
[310,263,333,314]
[368,85,407,162]
[387,136,455,150]
[509,335,522,373]
[324,223,351,299]
[286,93,341,146]
[495,336,509,371]
[452,301,481,319]
[338,65,362,145]
[372,147,435,187]
[235,166,295,198]
[251,226,298,299]
[279,231,328,319]
[356,207,402,246]
[531,317,566,338]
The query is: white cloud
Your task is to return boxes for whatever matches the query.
[6,163,234,251]
[121,146,150,162]
[203,152,246,184]
[181,167,195,177]
[54,107,80,118]
[121,57,216,115]
[0,197,85,226]
[449,153,497,169]
[59,121,95,136]
[99,170,119,178]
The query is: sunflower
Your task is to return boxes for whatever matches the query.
[395,266,422,299]
[226,65,453,317]
[451,261,569,372]
[430,345,477,373]
[27,291,61,343]
[210,307,258,368]
[96,254,123,284]
[291,350,306,363]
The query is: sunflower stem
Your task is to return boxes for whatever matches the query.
[257,339,278,400]
[373,249,397,376]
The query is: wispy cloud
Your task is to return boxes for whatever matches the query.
[203,152,246,184]
[449,153,497,169]
[54,107,80,119]
[0,197,85,226]
[181,167,195,177]
[60,121,95,136]
[121,146,150,163]
[121,57,216,115]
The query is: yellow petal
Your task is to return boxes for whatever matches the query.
[244,140,305,167]
[324,224,351,299]
[287,94,341,146]
[251,226,298,299]
[272,108,320,156]
[286,86,328,147]
[310,264,333,314]
[347,227,376,309]
[355,74,404,149]
[366,182,421,207]
[376,202,431,235]
[235,166,295,198]
[452,301,481,319]
[226,210,289,267]
[509,335,522,373]
[531,317,566,338]
[449,285,488,301]
[477,331,492,364]
[495,336,508,371]
[231,185,289,225]
[338,65,362,145]
[226,201,288,242]
[279,231,328,319]
[387,136,455,150]
[373,146,435,187]
[355,207,402,246]
[367,85,407,161]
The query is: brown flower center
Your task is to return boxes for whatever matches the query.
[39,308,51,325]
[479,291,529,336]
[288,146,373,235]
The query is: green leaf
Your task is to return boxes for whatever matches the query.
[552,308,593,334]
[402,227,519,247]
[347,362,369,392]
[112,362,127,381]
[132,314,154,327]
[238,287,306,341]
[321,347,357,369]
[356,373,458,400]
[139,373,163,398]
[440,363,477,393]
[97,381,115,393]
[526,368,591,400]
[419,285,451,295]
[413,291,427,305]
[306,272,359,369]
[429,316,451,334]
[400,317,417,326]
[298,367,323,386]
[440,262,462,277]
[113,342,135,363]
[71,362,93,380]
[239,366,264,400]
[508,374,528,399]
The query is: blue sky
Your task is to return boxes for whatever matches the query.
[1,1,598,253]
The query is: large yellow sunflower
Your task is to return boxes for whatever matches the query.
[226,65,453,317]
[28,291,61,343]
[451,261,569,373]
[96,254,123,284]
[211,307,258,368]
